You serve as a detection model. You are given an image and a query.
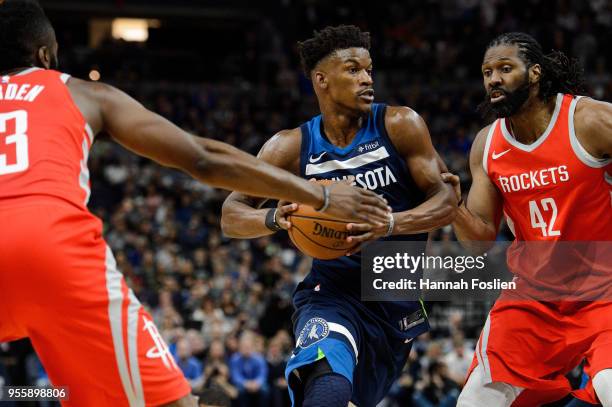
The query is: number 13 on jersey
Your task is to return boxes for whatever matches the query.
[529,197,561,237]
[0,110,29,175]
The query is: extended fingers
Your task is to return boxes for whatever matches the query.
[346,223,373,232]
[346,232,373,244]
[346,224,374,244]
[278,203,298,214]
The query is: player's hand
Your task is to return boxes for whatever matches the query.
[441,172,461,203]
[344,214,394,255]
[324,178,391,226]
[275,200,298,230]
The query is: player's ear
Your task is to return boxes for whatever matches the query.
[37,46,52,70]
[313,71,328,91]
[529,63,541,85]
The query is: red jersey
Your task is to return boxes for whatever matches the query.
[0,68,93,209]
[0,68,191,405]
[484,93,612,298]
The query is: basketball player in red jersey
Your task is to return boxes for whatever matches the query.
[0,2,391,407]
[443,33,612,406]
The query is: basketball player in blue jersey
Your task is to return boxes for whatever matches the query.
[222,25,457,407]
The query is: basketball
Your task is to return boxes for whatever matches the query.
[287,182,358,259]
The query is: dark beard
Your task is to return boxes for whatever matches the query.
[478,74,531,119]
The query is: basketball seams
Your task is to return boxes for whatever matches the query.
[288,214,352,224]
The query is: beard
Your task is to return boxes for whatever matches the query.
[478,73,531,119]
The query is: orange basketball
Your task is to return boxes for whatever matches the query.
[287,181,358,259]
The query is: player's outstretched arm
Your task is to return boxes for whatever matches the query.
[450,125,504,247]
[69,79,389,221]
[221,129,391,238]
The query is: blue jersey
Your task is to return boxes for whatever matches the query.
[298,103,428,336]
[286,104,430,407]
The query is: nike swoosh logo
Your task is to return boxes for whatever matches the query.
[492,149,511,160]
[309,152,326,163]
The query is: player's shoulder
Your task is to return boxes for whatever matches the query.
[468,123,496,166]
[383,105,425,133]
[573,96,612,158]
[574,97,612,130]
[382,105,430,152]
[65,76,119,101]
[257,127,302,169]
[473,123,496,151]
[262,127,301,152]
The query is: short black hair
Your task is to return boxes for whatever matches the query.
[0,0,54,72]
[298,25,370,78]
[486,32,585,100]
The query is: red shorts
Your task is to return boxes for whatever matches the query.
[0,199,190,406]
[467,299,612,406]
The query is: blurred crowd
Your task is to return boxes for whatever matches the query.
[2,0,611,406]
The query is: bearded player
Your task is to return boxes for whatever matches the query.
[0,2,391,406]
[444,33,612,406]
[222,25,457,407]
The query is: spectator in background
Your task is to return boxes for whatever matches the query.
[186,329,208,361]
[204,340,238,402]
[266,337,290,407]
[443,333,473,387]
[413,361,460,407]
[230,331,269,407]
[174,338,204,390]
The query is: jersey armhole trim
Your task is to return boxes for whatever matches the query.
[57,72,96,143]
[482,120,497,174]
[377,104,411,164]
[569,96,612,168]
[85,123,94,144]
[14,67,42,76]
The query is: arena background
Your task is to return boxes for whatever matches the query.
[1,0,611,406]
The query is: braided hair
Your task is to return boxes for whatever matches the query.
[486,32,585,100]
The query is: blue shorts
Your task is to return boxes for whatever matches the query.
[285,279,428,407]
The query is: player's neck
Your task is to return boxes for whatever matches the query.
[320,107,364,148]
[506,97,556,145]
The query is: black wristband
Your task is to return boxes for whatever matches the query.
[264,208,283,232]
